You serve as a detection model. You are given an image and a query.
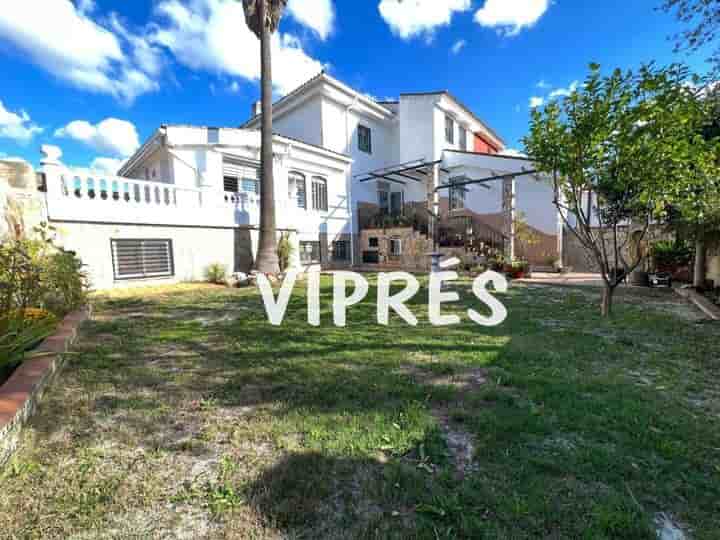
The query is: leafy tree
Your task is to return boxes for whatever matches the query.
[241,0,287,275]
[524,64,717,316]
[660,0,720,75]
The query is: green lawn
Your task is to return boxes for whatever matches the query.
[1,277,719,539]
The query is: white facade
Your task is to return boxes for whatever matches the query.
[40,126,353,289]
[32,72,561,289]
[241,73,561,265]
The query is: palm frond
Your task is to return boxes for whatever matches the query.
[242,0,288,38]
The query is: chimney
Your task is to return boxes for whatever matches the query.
[252,100,262,117]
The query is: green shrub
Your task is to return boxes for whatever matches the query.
[0,314,57,371]
[651,240,692,270]
[205,263,228,285]
[0,224,88,373]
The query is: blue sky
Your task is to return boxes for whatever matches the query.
[0,0,712,172]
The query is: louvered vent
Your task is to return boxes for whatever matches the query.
[111,239,174,280]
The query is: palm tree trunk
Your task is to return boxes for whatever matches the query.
[254,0,280,275]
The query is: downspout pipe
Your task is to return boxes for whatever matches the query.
[345,96,360,267]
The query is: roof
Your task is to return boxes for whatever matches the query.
[239,72,505,147]
[120,125,352,177]
[241,71,396,128]
[400,91,505,146]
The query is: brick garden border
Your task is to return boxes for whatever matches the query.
[0,307,91,467]
[675,287,720,321]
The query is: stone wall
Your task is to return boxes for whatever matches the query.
[359,227,430,271]
[562,225,675,274]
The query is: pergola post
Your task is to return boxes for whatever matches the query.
[502,177,516,261]
[427,162,441,252]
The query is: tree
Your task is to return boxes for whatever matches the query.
[661,84,720,287]
[241,0,287,275]
[524,64,715,316]
[660,0,720,75]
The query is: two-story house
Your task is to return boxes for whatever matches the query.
[242,71,557,269]
[39,70,560,289]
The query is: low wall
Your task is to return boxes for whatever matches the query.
[0,309,89,468]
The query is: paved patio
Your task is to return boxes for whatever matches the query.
[517,272,605,286]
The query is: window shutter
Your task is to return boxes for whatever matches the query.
[111,239,174,280]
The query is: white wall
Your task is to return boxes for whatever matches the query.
[515,177,557,235]
[464,181,503,216]
[399,95,436,164]
[52,221,238,290]
[273,96,323,147]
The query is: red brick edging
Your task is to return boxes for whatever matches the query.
[0,307,91,467]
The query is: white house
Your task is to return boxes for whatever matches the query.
[27,71,560,290]
[242,71,559,267]
[39,126,352,289]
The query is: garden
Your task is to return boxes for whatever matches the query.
[0,277,718,539]
[0,222,87,387]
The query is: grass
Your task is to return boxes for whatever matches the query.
[0,278,719,539]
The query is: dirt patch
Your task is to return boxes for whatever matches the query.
[400,363,488,479]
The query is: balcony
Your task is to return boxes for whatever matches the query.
[44,170,265,228]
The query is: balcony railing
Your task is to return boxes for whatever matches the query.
[43,169,263,228]
[361,202,430,235]
[438,214,507,254]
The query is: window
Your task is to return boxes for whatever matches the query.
[358,125,372,154]
[208,127,219,144]
[111,239,174,280]
[311,177,328,211]
[378,189,389,214]
[289,172,306,209]
[449,184,466,211]
[333,240,349,261]
[389,238,402,257]
[224,176,239,192]
[300,241,321,264]
[369,237,379,248]
[241,178,259,194]
[445,115,455,144]
[390,191,403,216]
[459,127,467,150]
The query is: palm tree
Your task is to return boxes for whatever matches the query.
[241,0,287,275]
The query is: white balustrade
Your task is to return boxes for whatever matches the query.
[44,169,259,228]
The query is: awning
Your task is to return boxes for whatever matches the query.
[438,150,541,192]
[355,151,541,189]
[355,158,448,185]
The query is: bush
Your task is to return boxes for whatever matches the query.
[205,263,228,285]
[651,240,692,271]
[0,224,88,374]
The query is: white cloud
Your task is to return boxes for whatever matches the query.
[54,118,140,158]
[0,0,161,103]
[151,0,326,96]
[500,148,527,158]
[536,79,550,89]
[378,0,472,40]
[548,81,579,98]
[451,39,466,54]
[529,96,545,108]
[475,0,550,36]
[287,0,335,40]
[89,156,126,175]
[0,100,42,143]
